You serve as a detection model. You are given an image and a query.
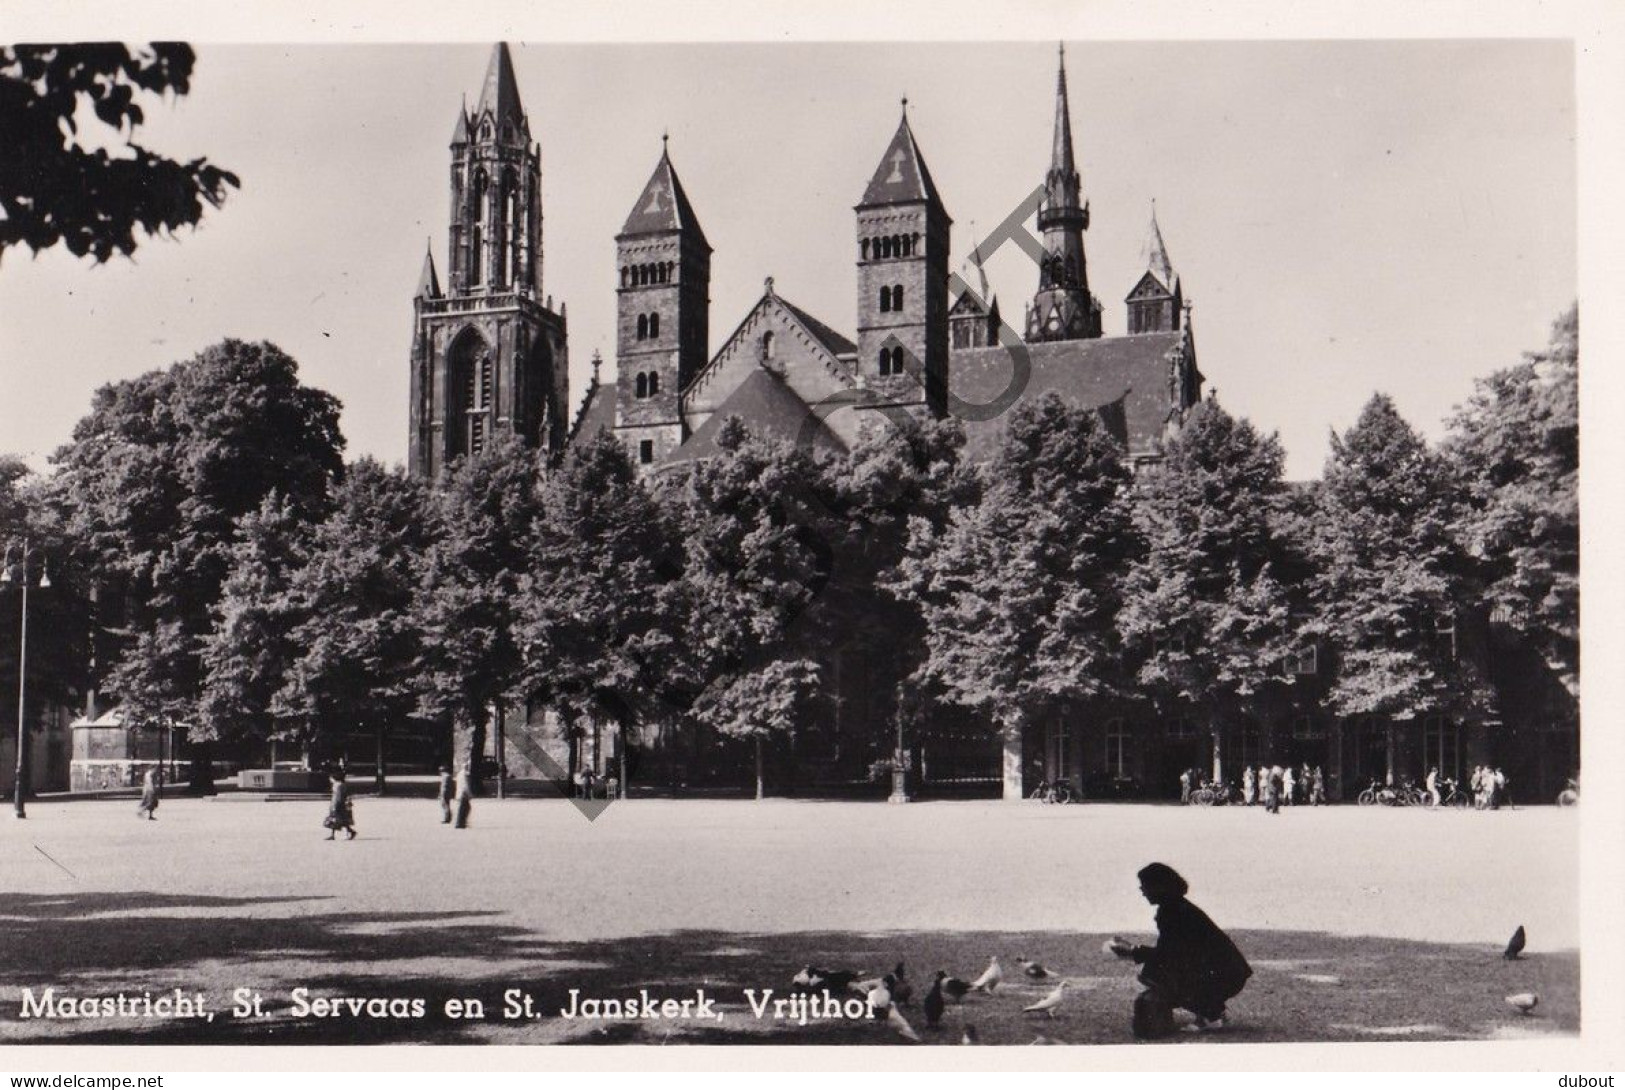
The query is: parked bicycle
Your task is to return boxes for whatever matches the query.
[1424,777,1472,809]
[1029,779,1075,804]
[1189,781,1233,806]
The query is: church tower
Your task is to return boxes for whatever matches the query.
[614,140,712,469]
[855,102,951,418]
[408,43,570,479]
[1125,203,1183,334]
[1025,45,1102,343]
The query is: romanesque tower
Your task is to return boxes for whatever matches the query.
[1025,46,1103,343]
[614,141,712,469]
[855,103,951,418]
[408,43,570,479]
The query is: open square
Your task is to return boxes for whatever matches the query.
[0,795,1578,1045]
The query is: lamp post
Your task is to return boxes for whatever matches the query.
[2,539,51,820]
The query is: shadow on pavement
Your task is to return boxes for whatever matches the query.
[0,891,1579,1046]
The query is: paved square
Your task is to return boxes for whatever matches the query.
[0,795,1578,1045]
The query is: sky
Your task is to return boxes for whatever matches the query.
[0,39,1576,481]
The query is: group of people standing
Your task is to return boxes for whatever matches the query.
[1242,764,1325,811]
[322,761,476,840]
[1427,764,1508,809]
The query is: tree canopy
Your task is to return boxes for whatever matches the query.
[0,44,238,264]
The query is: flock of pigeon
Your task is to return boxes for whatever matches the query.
[785,925,1542,1044]
[791,956,1074,1044]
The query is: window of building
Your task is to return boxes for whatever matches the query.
[1105,719,1131,779]
[639,440,654,465]
[761,331,775,359]
[892,285,904,310]
[1166,716,1197,738]
[1435,613,1457,661]
[637,314,649,341]
[1289,645,1318,676]
[635,373,648,399]
[649,312,660,338]
[879,287,891,313]
[1422,716,1460,777]
[647,372,659,396]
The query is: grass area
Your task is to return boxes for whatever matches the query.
[0,797,1579,1046]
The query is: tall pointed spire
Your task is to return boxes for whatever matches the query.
[860,109,943,208]
[416,241,441,299]
[620,140,709,248]
[1052,43,1076,180]
[475,42,525,130]
[1143,200,1176,289]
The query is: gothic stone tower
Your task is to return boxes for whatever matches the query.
[409,43,570,479]
[1026,45,1102,343]
[855,103,951,419]
[1126,203,1184,334]
[614,142,712,469]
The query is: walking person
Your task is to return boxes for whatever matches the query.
[1179,768,1192,805]
[453,763,474,829]
[1241,766,1256,807]
[324,769,356,840]
[1310,766,1325,806]
[1282,766,1296,807]
[1491,767,1507,810]
[436,764,454,824]
[1299,763,1313,805]
[1425,766,1441,808]
[1262,766,1280,814]
[137,766,161,821]
[1108,863,1253,1039]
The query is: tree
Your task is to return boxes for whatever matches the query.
[668,419,834,796]
[277,460,434,789]
[0,458,91,795]
[518,433,683,790]
[1309,394,1493,770]
[197,495,310,752]
[412,437,543,787]
[692,659,823,800]
[52,340,343,779]
[895,394,1139,799]
[1117,399,1298,780]
[1444,306,1578,696]
[0,44,238,264]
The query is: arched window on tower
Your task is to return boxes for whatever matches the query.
[648,372,660,396]
[637,314,649,340]
[636,372,648,399]
[911,232,920,254]
[649,312,660,338]
[469,171,488,288]
[762,331,775,359]
[861,239,870,261]
[621,267,629,288]
[879,287,891,313]
[500,171,519,287]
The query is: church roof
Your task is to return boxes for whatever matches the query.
[859,110,944,209]
[778,297,857,359]
[620,147,709,246]
[668,368,849,466]
[475,43,525,130]
[948,331,1188,460]
[416,246,441,299]
[567,371,618,447]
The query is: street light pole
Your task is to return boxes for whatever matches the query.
[4,539,49,820]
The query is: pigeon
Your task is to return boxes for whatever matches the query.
[1504,926,1527,960]
[812,968,863,993]
[941,974,971,1003]
[1505,992,1539,1015]
[1023,980,1069,1018]
[890,962,914,1007]
[1019,957,1054,980]
[923,972,946,1029]
[970,956,1003,994]
[886,1002,921,1042]
[867,974,895,1019]
[960,1024,979,1045]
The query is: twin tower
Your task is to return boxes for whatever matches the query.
[409,44,1187,478]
